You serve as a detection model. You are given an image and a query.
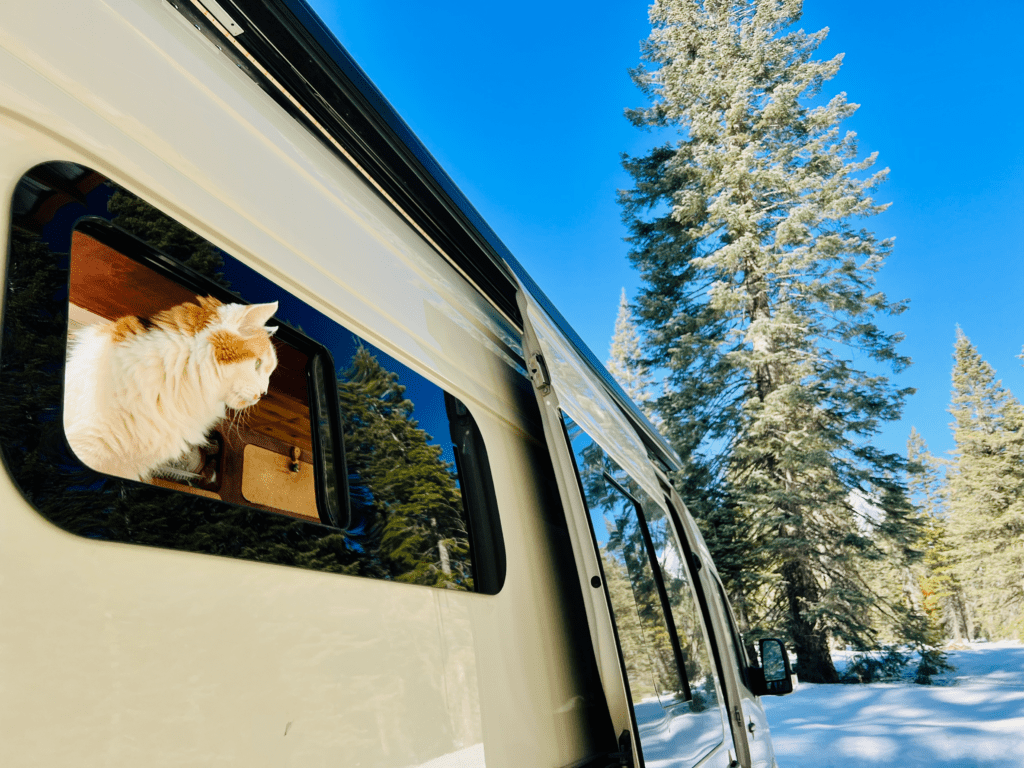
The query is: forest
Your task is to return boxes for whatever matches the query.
[604,0,1023,684]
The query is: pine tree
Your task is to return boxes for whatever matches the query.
[607,288,656,415]
[338,346,472,590]
[621,0,921,681]
[906,428,971,642]
[602,551,659,700]
[947,330,1024,639]
[108,188,228,285]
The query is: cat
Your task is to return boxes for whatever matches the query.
[63,295,279,482]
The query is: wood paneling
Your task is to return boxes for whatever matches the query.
[248,390,312,453]
[241,444,318,521]
[70,231,197,320]
[150,477,221,500]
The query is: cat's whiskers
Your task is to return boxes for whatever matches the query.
[220,407,245,448]
[221,399,259,446]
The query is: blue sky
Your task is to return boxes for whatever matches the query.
[307,0,1024,462]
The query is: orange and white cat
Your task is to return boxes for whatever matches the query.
[64,296,279,481]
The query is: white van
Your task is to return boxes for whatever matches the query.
[0,1,794,767]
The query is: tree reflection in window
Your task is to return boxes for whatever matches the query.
[338,345,472,591]
[597,475,685,707]
[563,414,721,720]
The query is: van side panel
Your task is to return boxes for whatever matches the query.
[0,2,612,765]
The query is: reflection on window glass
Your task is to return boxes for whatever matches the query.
[562,413,724,767]
[643,495,720,713]
[338,345,472,590]
[713,576,752,679]
[3,161,493,591]
[589,471,685,708]
[762,642,786,681]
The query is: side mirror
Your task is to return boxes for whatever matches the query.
[749,638,795,696]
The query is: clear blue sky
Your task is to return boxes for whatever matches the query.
[307,0,1024,462]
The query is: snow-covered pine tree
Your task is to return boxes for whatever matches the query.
[620,0,920,681]
[947,330,1024,640]
[606,287,656,415]
[907,428,972,643]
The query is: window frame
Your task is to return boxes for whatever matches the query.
[600,470,694,704]
[559,411,730,767]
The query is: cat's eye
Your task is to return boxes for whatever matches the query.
[255,359,262,370]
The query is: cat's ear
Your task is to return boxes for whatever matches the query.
[239,302,278,333]
[265,326,278,337]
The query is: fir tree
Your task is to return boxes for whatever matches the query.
[947,330,1024,639]
[108,188,228,285]
[906,428,971,642]
[606,288,656,416]
[338,346,472,590]
[621,0,920,681]
[602,551,659,700]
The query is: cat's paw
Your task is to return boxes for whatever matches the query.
[152,464,203,483]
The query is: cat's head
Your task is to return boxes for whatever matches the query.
[204,300,280,410]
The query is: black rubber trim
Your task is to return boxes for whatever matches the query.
[445,393,506,595]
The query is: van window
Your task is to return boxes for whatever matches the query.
[562,414,725,767]
[1,161,504,593]
[593,471,689,707]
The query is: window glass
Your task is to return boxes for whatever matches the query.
[2,161,502,593]
[643,497,721,714]
[595,474,686,708]
[562,414,724,767]
[65,224,322,521]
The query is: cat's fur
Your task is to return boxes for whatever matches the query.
[64,296,279,482]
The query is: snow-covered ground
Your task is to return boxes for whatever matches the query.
[762,641,1024,768]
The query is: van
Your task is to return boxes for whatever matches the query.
[0,1,794,766]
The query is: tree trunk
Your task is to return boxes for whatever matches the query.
[948,591,970,643]
[782,559,839,683]
[964,598,977,643]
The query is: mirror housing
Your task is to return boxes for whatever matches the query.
[749,638,795,696]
